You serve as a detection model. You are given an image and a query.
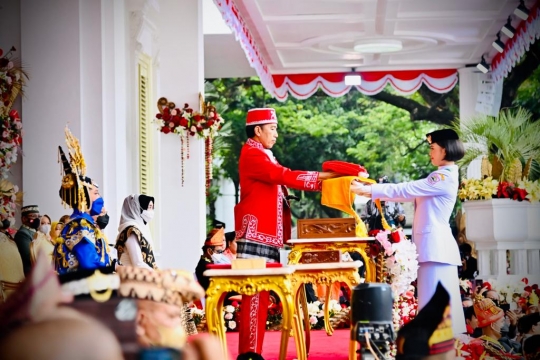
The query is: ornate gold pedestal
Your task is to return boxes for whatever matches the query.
[203,267,302,360]
[290,262,362,358]
[287,237,376,282]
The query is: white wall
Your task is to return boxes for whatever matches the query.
[20,0,129,241]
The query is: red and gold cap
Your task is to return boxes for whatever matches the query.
[473,297,504,328]
[246,108,277,127]
[204,227,225,247]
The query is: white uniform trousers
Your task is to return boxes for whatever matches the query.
[417,261,466,335]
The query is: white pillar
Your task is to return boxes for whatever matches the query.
[477,249,492,279]
[156,0,205,271]
[458,67,483,180]
[214,178,237,232]
[20,0,128,239]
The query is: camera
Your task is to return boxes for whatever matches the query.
[351,283,395,358]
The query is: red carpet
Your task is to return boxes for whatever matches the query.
[225,329,350,360]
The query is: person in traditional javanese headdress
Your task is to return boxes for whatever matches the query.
[117,266,205,351]
[53,127,113,274]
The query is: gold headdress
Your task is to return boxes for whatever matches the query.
[58,126,95,212]
[117,266,205,307]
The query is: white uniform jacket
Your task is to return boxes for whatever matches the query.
[371,165,461,265]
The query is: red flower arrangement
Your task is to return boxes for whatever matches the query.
[497,181,528,201]
[155,97,224,191]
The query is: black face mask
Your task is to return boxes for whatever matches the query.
[96,213,110,230]
[30,218,41,229]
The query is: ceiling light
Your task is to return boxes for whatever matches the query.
[501,17,516,38]
[492,33,505,53]
[353,39,403,54]
[344,68,361,86]
[514,0,529,20]
[476,56,490,74]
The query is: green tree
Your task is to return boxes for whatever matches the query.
[206,79,434,220]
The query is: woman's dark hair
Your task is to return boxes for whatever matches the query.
[42,214,52,223]
[435,138,465,161]
[518,312,540,334]
[138,195,155,212]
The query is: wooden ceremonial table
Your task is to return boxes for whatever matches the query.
[287,237,377,282]
[289,261,363,359]
[203,265,301,360]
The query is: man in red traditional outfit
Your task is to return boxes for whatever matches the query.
[234,108,337,359]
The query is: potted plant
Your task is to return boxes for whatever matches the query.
[451,108,540,280]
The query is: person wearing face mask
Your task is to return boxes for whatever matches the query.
[115,194,198,337]
[115,194,156,270]
[14,205,42,276]
[465,298,522,359]
[30,214,56,266]
[53,128,112,274]
[195,228,226,292]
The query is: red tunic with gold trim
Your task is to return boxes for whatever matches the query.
[234,138,321,247]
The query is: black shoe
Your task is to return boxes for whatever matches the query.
[236,352,264,360]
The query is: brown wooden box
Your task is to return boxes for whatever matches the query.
[299,250,341,263]
[296,218,356,239]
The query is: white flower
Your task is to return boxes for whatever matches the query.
[228,320,236,330]
[225,305,235,313]
[309,316,317,325]
[224,312,233,320]
[329,299,342,313]
[171,109,177,116]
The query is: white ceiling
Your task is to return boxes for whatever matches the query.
[204,0,535,77]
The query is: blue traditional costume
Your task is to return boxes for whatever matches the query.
[53,127,111,274]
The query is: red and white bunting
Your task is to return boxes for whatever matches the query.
[491,3,540,83]
[272,70,458,101]
[213,0,458,101]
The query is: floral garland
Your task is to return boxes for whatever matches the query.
[459,177,539,202]
[485,277,540,312]
[370,228,419,298]
[155,97,224,191]
[0,46,25,224]
[0,179,19,225]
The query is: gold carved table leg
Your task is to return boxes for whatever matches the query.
[299,285,311,355]
[205,291,228,358]
[205,275,301,360]
[323,285,334,335]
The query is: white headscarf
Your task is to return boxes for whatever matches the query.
[117,194,154,247]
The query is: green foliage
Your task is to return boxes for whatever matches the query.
[512,62,540,119]
[206,78,435,220]
[452,108,540,181]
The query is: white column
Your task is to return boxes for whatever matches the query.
[515,249,528,276]
[156,0,205,271]
[458,67,483,180]
[20,0,128,235]
[214,178,237,232]
[496,249,507,277]
[477,249,492,279]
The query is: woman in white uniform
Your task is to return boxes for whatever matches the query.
[351,128,466,335]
